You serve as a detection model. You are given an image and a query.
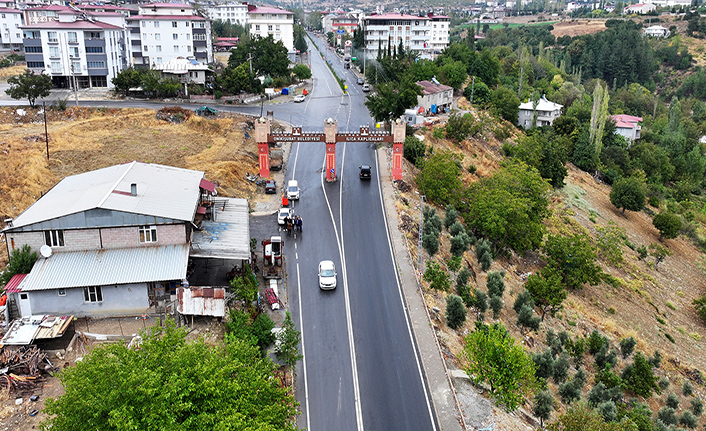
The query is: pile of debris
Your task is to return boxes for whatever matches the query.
[0,346,53,393]
[156,106,193,124]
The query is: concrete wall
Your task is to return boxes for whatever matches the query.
[5,223,187,254]
[26,282,150,317]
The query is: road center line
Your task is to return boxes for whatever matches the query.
[373,153,438,431]
[296,263,311,431]
[320,147,364,431]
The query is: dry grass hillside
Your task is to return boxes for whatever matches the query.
[395,111,706,426]
[0,106,262,265]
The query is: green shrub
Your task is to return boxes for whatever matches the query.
[679,410,698,429]
[486,271,506,298]
[533,348,555,379]
[403,135,426,167]
[666,392,680,409]
[517,304,540,332]
[620,336,637,358]
[658,377,670,391]
[423,262,450,291]
[587,330,608,355]
[474,289,488,315]
[658,407,678,426]
[446,294,467,329]
[690,397,703,416]
[553,353,571,384]
[598,401,617,422]
[422,232,439,256]
[449,220,465,237]
[489,295,503,318]
[683,381,693,397]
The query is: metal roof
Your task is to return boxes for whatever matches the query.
[4,273,27,293]
[191,198,250,260]
[19,244,189,291]
[7,162,205,231]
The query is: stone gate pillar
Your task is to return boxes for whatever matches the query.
[391,119,406,181]
[324,118,338,182]
[254,117,271,178]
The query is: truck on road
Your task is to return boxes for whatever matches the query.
[270,149,283,171]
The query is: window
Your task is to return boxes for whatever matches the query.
[155,45,161,52]
[49,46,59,57]
[83,286,103,303]
[172,33,178,40]
[156,56,162,63]
[45,230,65,247]
[51,61,61,71]
[172,21,177,28]
[47,31,58,43]
[27,61,44,68]
[87,61,105,68]
[173,45,179,52]
[58,289,66,297]
[186,33,190,40]
[86,46,103,53]
[186,46,191,52]
[139,225,157,243]
[255,24,260,31]
[153,21,159,28]
[71,61,80,72]
[25,46,42,53]
[154,33,160,40]
[70,46,79,57]
[143,45,148,51]
[68,31,77,43]
[141,21,146,27]
[268,25,272,31]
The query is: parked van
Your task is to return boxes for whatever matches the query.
[287,180,300,200]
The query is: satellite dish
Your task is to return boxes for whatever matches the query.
[40,245,53,258]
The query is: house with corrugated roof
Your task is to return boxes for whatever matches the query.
[416,79,453,114]
[517,95,563,128]
[611,114,643,143]
[1,162,249,319]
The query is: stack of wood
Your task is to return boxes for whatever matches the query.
[0,346,52,393]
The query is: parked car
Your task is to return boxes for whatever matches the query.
[265,180,277,194]
[293,95,306,103]
[287,180,300,200]
[359,165,372,180]
[362,84,371,92]
[318,260,337,290]
[277,207,293,225]
[357,77,364,85]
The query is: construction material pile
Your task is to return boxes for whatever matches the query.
[0,346,53,393]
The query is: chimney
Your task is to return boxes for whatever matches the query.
[131,183,137,196]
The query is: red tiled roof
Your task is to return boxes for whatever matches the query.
[25,5,73,11]
[248,6,293,14]
[0,7,21,14]
[4,274,27,294]
[612,114,643,123]
[22,20,122,29]
[78,4,132,11]
[127,14,205,20]
[141,2,193,8]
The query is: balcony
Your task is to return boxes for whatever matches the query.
[47,38,58,44]
[192,27,207,34]
[194,51,207,59]
[84,38,105,48]
[68,39,79,45]
[193,40,206,47]
[130,27,140,34]
[23,38,41,46]
[131,39,141,46]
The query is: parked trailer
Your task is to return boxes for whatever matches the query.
[262,236,283,279]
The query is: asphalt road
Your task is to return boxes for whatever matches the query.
[0,37,439,430]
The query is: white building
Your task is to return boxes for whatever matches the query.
[416,79,453,113]
[0,7,24,51]
[322,13,358,35]
[428,14,449,53]
[644,25,669,37]
[126,3,213,67]
[611,114,642,143]
[247,5,294,53]
[22,12,131,89]
[23,5,76,26]
[153,57,212,84]
[623,3,657,14]
[205,2,248,26]
[362,13,432,59]
[517,95,563,128]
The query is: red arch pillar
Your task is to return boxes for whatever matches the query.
[391,119,406,181]
[324,118,337,182]
[255,117,271,178]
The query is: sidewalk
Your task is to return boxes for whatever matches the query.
[376,147,465,431]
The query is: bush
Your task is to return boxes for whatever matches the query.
[667,392,680,409]
[533,348,555,379]
[587,330,608,355]
[423,206,443,236]
[422,232,439,256]
[514,290,535,313]
[679,411,698,429]
[486,271,506,298]
[446,294,467,329]
[658,407,678,426]
[637,245,649,260]
[251,313,276,351]
[659,377,670,391]
[553,353,571,384]
[445,113,481,143]
[595,346,618,370]
[404,135,426,167]
[449,220,465,237]
[474,289,488,314]
[456,268,471,291]
[598,401,617,422]
[649,350,662,368]
[683,381,693,397]
[444,205,458,229]
[620,336,637,358]
[423,262,450,291]
[517,304,540,332]
[489,295,503,318]
[292,63,312,80]
[690,397,703,416]
[450,234,469,257]
[622,352,659,398]
[475,238,493,272]
[416,151,462,205]
[564,336,586,365]
[0,244,38,286]
[558,380,582,405]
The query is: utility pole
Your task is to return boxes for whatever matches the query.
[417,193,425,275]
[247,53,253,74]
[71,63,78,106]
[43,101,49,161]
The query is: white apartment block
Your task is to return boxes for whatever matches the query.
[247,5,294,53]
[205,2,248,25]
[322,13,359,35]
[22,12,131,88]
[126,2,213,67]
[0,7,24,51]
[363,13,440,59]
[428,14,449,53]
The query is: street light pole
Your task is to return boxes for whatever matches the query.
[416,193,425,275]
[70,63,78,106]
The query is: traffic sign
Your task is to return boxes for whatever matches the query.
[336,29,345,34]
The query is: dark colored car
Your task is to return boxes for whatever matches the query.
[359,165,372,180]
[265,180,277,194]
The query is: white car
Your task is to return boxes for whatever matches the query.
[318,260,337,290]
[277,207,293,225]
[287,180,300,200]
[293,95,306,103]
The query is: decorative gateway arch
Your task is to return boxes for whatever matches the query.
[254,117,407,181]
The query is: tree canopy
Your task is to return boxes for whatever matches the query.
[609,177,646,215]
[41,319,298,431]
[228,35,290,78]
[6,70,52,108]
[543,233,602,290]
[416,151,463,205]
[364,77,422,123]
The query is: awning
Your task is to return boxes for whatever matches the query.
[5,273,27,293]
[191,198,250,260]
[19,244,189,291]
[199,178,216,192]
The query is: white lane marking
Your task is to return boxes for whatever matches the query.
[296,263,311,431]
[373,153,438,431]
[295,243,297,250]
[296,252,298,259]
[320,147,364,431]
[291,141,300,181]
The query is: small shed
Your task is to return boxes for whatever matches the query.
[177,287,226,317]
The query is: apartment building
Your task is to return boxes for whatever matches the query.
[322,13,359,35]
[205,2,248,25]
[363,13,435,58]
[247,4,293,52]
[126,2,213,67]
[22,11,130,89]
[428,14,449,53]
[0,7,24,51]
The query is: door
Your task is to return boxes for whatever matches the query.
[18,292,32,317]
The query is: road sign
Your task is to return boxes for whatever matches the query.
[336,29,345,34]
